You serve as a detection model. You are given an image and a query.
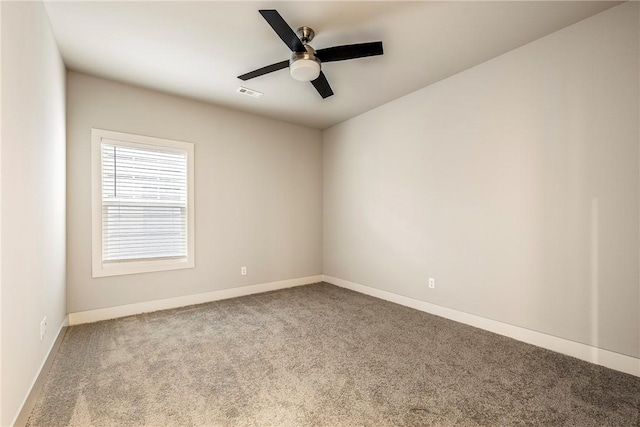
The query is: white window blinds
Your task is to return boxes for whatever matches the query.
[101,142,188,262]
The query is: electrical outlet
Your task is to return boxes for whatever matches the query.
[428,278,436,289]
[40,317,47,341]
[241,266,247,276]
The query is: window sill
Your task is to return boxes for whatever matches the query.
[92,257,195,278]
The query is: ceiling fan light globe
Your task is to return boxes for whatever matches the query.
[290,59,321,81]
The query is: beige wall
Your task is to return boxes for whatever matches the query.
[66,72,322,313]
[1,2,67,425]
[323,2,639,358]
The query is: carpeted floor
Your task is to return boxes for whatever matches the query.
[27,282,640,426]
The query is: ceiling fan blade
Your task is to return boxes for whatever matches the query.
[238,60,289,81]
[311,72,334,99]
[315,41,383,63]
[259,10,306,53]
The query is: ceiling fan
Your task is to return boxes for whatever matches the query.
[238,10,384,99]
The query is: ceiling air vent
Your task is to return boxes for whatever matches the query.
[236,86,263,99]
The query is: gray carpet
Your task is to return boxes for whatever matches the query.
[27,283,640,426]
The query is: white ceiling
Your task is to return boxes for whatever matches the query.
[43,1,620,130]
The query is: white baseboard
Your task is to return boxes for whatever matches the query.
[68,275,323,325]
[11,316,68,427]
[323,275,640,378]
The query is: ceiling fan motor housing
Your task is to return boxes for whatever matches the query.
[290,45,321,81]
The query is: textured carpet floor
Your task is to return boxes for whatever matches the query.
[28,283,640,426]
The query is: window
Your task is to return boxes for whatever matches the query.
[92,129,194,277]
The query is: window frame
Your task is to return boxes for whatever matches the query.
[91,128,195,278]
